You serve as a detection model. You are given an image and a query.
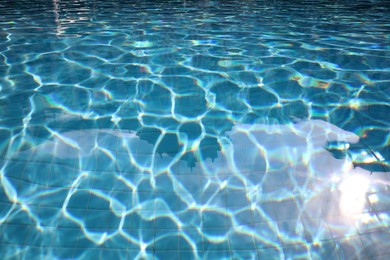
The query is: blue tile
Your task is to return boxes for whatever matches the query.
[277,219,307,246]
[2,224,32,245]
[253,202,276,222]
[257,247,284,259]
[53,248,78,259]
[38,189,69,207]
[273,199,301,221]
[47,164,77,187]
[154,232,179,250]
[6,210,36,225]
[109,191,133,209]
[334,236,366,259]
[178,193,202,210]
[228,228,256,250]
[137,192,156,209]
[360,231,390,258]
[179,210,202,228]
[154,251,179,260]
[95,152,118,172]
[174,175,201,193]
[83,209,121,229]
[233,209,253,226]
[22,163,52,185]
[309,241,339,259]
[0,202,13,218]
[3,161,26,178]
[155,212,180,229]
[32,206,57,227]
[1,0,390,258]
[203,250,231,259]
[123,211,155,230]
[25,227,55,246]
[79,156,97,172]
[226,190,250,208]
[179,228,204,251]
[115,153,140,173]
[21,246,50,259]
[253,222,281,249]
[154,174,174,192]
[57,214,83,229]
[180,251,202,260]
[52,228,81,247]
[97,133,119,152]
[126,228,155,245]
[232,250,259,260]
[100,249,129,259]
[202,191,226,208]
[203,228,230,250]
[155,192,179,211]
[283,244,311,259]
[76,235,101,248]
[66,190,90,209]
[202,209,229,228]
[0,187,11,203]
[91,172,116,190]
[87,194,111,210]
[301,217,332,242]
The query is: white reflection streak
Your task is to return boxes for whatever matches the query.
[53,0,63,36]
[338,174,369,218]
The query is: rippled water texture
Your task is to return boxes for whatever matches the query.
[0,0,390,259]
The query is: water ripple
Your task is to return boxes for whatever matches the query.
[0,0,389,259]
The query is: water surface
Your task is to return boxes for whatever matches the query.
[0,0,389,259]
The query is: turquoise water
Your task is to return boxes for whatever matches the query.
[0,0,390,259]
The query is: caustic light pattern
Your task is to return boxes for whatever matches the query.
[0,0,389,259]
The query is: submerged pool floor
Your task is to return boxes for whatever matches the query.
[0,0,389,259]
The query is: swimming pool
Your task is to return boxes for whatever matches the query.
[0,0,389,259]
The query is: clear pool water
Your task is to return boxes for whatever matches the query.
[0,0,389,259]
